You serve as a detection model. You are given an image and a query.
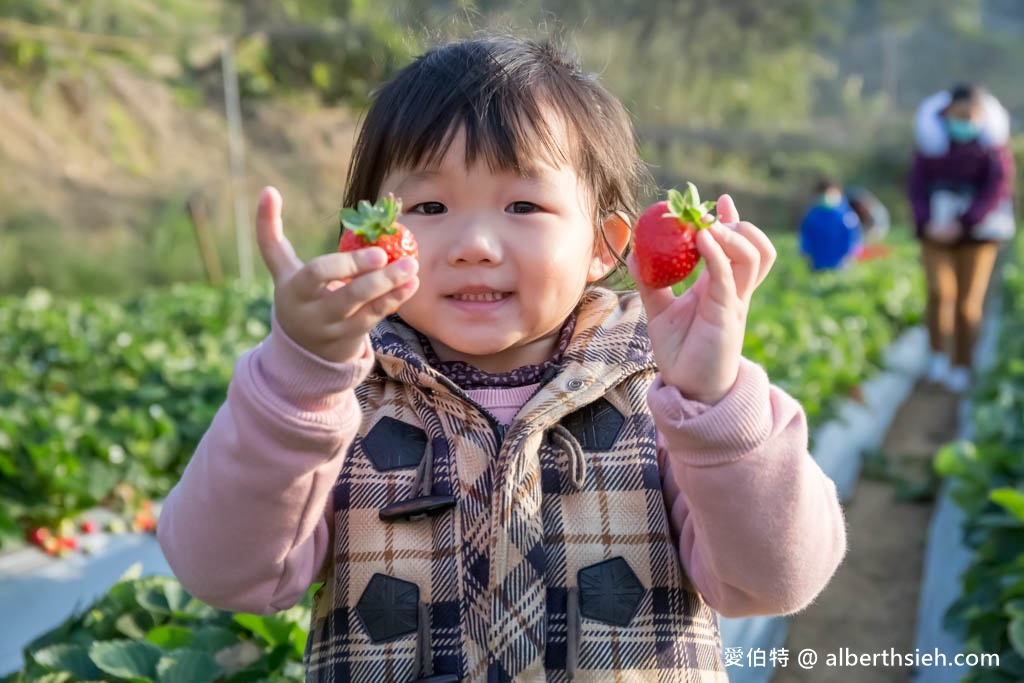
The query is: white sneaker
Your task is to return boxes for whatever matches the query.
[945,366,971,393]
[926,353,950,384]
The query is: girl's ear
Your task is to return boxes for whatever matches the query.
[588,212,632,282]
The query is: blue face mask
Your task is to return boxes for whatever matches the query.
[946,118,981,143]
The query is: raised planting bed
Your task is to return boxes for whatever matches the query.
[928,238,1024,682]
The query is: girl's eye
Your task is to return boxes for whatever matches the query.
[410,202,446,215]
[507,201,540,214]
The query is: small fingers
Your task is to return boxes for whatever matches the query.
[295,248,388,298]
[732,221,777,288]
[708,222,761,302]
[716,194,740,224]
[696,228,739,307]
[347,276,420,330]
[323,257,419,321]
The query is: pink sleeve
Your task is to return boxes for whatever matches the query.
[648,358,847,618]
[157,311,374,614]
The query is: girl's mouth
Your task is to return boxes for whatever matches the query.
[449,291,511,302]
[447,291,513,311]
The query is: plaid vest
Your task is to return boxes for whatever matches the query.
[305,289,728,682]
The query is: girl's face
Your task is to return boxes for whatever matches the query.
[378,123,616,374]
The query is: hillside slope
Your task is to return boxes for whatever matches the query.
[0,61,359,292]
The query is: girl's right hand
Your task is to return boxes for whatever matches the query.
[255,186,419,363]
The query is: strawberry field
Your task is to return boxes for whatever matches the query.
[0,234,924,550]
[934,235,1024,682]
[0,232,930,681]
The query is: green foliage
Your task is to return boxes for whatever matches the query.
[2,573,311,682]
[937,236,1024,681]
[0,229,924,546]
[0,281,272,543]
[740,233,924,424]
[653,230,924,426]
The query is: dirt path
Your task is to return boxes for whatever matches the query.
[773,380,961,683]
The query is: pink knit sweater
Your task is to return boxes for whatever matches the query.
[158,323,847,618]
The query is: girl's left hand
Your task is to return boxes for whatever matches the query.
[628,195,777,405]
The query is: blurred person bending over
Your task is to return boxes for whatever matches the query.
[799,178,863,271]
[909,83,1016,393]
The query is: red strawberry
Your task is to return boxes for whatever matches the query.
[58,536,78,551]
[632,183,716,289]
[42,536,61,556]
[80,520,98,534]
[27,527,51,547]
[133,510,157,534]
[338,194,417,264]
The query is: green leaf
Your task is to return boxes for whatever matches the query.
[214,641,264,677]
[146,625,195,650]
[339,194,400,242]
[1010,618,1024,657]
[137,586,173,615]
[116,612,152,639]
[33,644,105,680]
[991,488,1024,523]
[934,442,968,477]
[163,581,194,614]
[664,184,714,227]
[234,613,294,647]
[683,182,699,207]
[190,626,239,653]
[666,188,685,217]
[1006,599,1024,619]
[89,640,162,682]
[156,649,223,683]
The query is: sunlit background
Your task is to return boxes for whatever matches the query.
[1,3,1022,682]
[1,0,1021,294]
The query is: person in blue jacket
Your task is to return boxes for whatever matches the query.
[799,179,863,270]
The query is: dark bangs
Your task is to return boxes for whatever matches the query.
[342,36,649,230]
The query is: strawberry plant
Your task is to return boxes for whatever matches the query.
[0,569,313,683]
[0,280,272,547]
[934,236,1024,681]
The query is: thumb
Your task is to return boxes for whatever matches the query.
[716,194,740,224]
[256,186,303,285]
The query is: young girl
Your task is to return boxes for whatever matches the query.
[159,36,846,681]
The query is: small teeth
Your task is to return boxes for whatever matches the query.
[453,292,506,302]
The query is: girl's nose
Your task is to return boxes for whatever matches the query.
[447,217,502,266]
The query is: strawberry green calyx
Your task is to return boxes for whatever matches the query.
[340,193,403,243]
[664,182,716,228]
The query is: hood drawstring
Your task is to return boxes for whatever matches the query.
[550,423,587,491]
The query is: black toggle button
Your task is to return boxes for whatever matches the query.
[378,494,457,522]
[410,676,460,683]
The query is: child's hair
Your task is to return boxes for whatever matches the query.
[942,82,983,117]
[341,35,651,277]
[813,177,841,195]
[949,82,982,106]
